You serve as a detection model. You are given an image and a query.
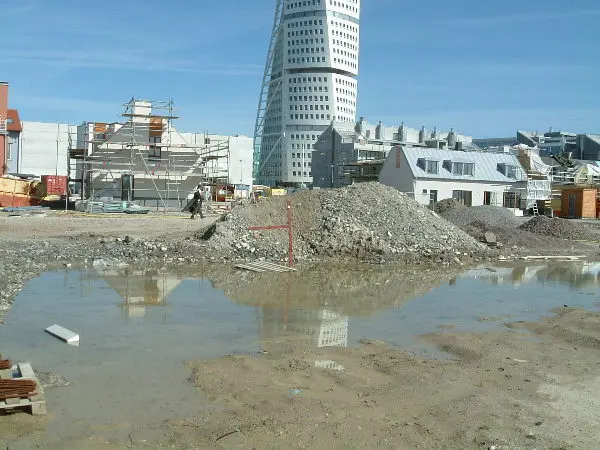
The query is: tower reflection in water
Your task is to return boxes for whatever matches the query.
[259,308,349,370]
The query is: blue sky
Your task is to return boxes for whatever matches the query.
[1,0,599,138]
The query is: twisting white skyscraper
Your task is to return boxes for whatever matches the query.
[253,0,361,187]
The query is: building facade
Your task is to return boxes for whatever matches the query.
[5,110,22,174]
[253,0,361,187]
[0,82,8,175]
[379,146,534,208]
[68,99,253,209]
[312,119,475,188]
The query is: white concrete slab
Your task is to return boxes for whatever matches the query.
[45,324,79,344]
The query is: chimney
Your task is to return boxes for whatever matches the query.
[418,126,425,144]
[431,126,437,139]
[447,128,457,149]
[357,116,367,134]
[375,121,383,140]
[398,122,406,142]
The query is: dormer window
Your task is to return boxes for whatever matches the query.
[418,158,439,174]
[451,162,474,176]
[498,163,519,178]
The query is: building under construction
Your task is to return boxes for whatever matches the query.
[69,98,235,210]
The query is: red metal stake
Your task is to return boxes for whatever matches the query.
[286,199,294,267]
[247,199,294,268]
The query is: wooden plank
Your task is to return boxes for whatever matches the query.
[234,264,266,273]
[17,363,35,379]
[240,262,287,272]
[0,361,46,415]
[45,324,80,344]
[523,255,584,260]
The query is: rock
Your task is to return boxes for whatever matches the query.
[484,231,497,246]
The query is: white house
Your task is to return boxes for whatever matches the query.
[379,146,529,208]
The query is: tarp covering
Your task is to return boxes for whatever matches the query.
[530,153,553,176]
[525,179,551,208]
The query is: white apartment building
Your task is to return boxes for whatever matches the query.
[253,0,361,187]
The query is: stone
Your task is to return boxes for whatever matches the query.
[484,232,497,246]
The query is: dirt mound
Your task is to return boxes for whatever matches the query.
[205,182,485,263]
[518,216,590,240]
[442,205,522,229]
[434,198,462,215]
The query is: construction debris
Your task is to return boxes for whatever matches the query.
[0,362,46,415]
[441,205,522,230]
[45,324,80,344]
[206,182,487,264]
[518,216,593,241]
[0,356,11,370]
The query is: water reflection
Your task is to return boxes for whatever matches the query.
[464,262,600,289]
[260,308,349,369]
[96,267,183,318]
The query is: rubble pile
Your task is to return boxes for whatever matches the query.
[518,216,590,241]
[435,198,462,215]
[441,205,522,230]
[205,182,486,264]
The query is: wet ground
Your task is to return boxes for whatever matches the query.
[1,261,600,448]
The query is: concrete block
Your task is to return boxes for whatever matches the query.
[45,324,79,344]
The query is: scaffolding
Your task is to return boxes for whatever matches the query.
[252,0,284,185]
[67,98,231,212]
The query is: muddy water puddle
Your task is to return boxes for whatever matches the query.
[1,262,599,444]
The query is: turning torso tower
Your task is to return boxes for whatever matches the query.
[253,0,360,187]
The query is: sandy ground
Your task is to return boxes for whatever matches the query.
[2,308,600,449]
[177,308,600,449]
[0,211,216,242]
[1,210,600,448]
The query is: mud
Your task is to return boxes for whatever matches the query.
[183,308,600,449]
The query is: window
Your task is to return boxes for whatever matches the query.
[484,191,492,206]
[149,136,162,159]
[451,162,474,176]
[452,190,473,207]
[425,160,438,174]
[503,192,520,209]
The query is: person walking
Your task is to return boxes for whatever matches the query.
[190,189,205,219]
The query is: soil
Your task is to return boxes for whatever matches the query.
[2,205,600,449]
[3,308,600,449]
[0,212,210,242]
[179,307,600,450]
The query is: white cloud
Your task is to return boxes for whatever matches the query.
[0,48,262,76]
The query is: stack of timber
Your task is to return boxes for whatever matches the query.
[0,360,46,415]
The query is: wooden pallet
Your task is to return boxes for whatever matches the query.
[235,261,296,273]
[0,362,46,415]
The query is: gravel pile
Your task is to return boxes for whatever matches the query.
[442,205,522,230]
[435,198,462,215]
[204,182,486,264]
[518,216,590,241]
